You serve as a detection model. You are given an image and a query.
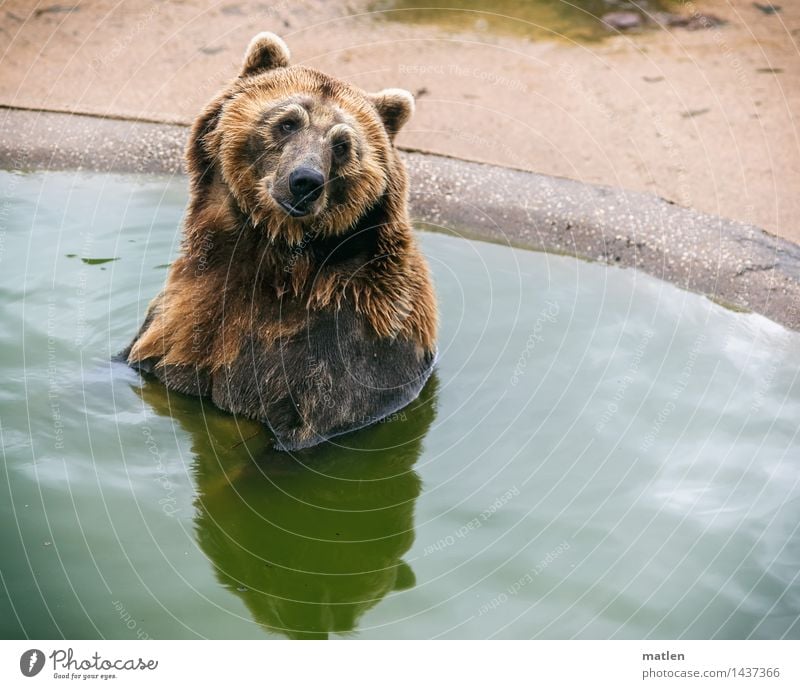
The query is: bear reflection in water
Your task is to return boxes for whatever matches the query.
[135,375,438,639]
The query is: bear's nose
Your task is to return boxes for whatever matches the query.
[289,167,325,204]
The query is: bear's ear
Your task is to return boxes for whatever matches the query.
[240,32,290,78]
[186,95,228,190]
[369,88,414,141]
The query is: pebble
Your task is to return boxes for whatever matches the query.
[601,12,643,30]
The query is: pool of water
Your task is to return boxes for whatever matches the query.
[1,170,798,640]
[371,0,680,42]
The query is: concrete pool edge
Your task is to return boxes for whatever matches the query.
[2,106,799,332]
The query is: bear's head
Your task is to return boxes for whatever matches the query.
[189,32,415,243]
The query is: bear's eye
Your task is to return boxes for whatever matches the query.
[332,139,351,162]
[279,119,300,134]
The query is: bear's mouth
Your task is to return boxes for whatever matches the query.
[276,199,313,218]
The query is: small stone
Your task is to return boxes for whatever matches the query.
[753,2,781,15]
[601,12,643,30]
[685,14,726,30]
[654,12,688,27]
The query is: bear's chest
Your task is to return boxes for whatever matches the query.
[210,302,435,449]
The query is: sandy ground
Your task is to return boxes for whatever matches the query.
[1,0,798,241]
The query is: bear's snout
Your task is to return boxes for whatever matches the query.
[278,166,325,217]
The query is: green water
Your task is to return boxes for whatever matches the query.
[371,0,678,42]
[1,170,798,640]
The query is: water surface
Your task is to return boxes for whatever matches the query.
[0,170,798,639]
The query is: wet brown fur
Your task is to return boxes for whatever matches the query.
[125,33,438,449]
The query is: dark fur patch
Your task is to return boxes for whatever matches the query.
[311,197,386,267]
[211,305,435,450]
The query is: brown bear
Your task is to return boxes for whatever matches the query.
[123,32,438,450]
